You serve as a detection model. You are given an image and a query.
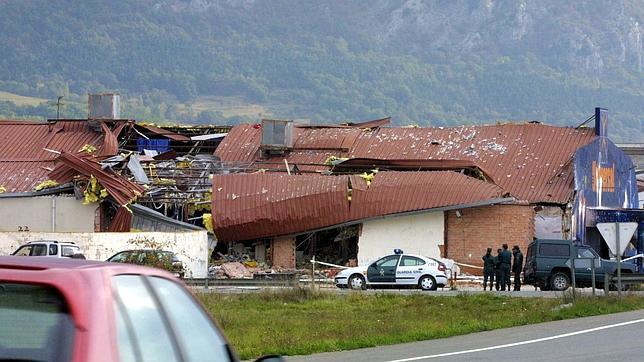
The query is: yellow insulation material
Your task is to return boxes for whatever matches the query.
[82,175,109,205]
[78,144,97,154]
[202,213,214,233]
[34,180,60,191]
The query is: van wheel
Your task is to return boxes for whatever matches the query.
[419,275,437,291]
[348,274,366,290]
[550,272,570,291]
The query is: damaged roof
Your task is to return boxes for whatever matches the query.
[212,171,511,242]
[0,120,126,193]
[215,123,596,203]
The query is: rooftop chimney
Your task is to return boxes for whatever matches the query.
[88,93,120,120]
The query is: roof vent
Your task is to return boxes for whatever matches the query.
[260,119,293,154]
[88,93,120,120]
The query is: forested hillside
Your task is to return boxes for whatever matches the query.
[0,0,642,141]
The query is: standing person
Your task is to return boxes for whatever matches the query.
[499,244,512,291]
[494,248,502,291]
[482,248,495,291]
[512,245,524,291]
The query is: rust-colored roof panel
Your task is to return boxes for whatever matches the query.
[215,124,261,163]
[0,120,119,192]
[215,123,596,203]
[212,171,508,242]
[349,171,507,220]
[0,161,51,193]
[136,124,191,141]
[349,124,595,203]
[213,173,350,242]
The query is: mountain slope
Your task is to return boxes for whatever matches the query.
[0,0,641,141]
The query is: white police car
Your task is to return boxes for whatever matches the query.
[334,250,449,291]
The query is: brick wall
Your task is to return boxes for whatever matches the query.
[271,236,296,269]
[446,204,534,274]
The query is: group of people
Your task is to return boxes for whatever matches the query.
[482,244,523,291]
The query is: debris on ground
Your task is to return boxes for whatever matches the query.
[220,262,253,279]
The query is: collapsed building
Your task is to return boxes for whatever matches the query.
[1,98,640,276]
[211,112,641,272]
[0,95,218,277]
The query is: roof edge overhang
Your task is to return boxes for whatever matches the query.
[0,184,75,198]
[331,158,495,183]
[220,196,516,243]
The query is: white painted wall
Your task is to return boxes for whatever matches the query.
[0,231,208,278]
[0,196,97,232]
[357,212,444,265]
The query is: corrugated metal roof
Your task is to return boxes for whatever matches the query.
[215,123,596,203]
[349,171,507,220]
[212,171,508,242]
[0,120,115,192]
[213,173,350,242]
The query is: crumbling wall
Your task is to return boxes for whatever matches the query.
[358,212,444,265]
[271,236,296,269]
[0,231,208,277]
[534,206,564,239]
[0,196,98,232]
[446,204,534,274]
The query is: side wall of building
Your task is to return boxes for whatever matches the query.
[358,212,444,265]
[0,196,98,232]
[446,204,534,273]
[0,231,208,278]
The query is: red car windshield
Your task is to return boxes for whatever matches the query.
[0,283,74,361]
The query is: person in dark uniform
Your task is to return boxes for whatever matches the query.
[482,248,495,291]
[494,248,502,291]
[512,245,524,291]
[499,244,512,291]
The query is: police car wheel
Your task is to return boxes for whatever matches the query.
[348,274,366,290]
[419,275,437,291]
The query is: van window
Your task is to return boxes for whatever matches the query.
[539,243,570,257]
[526,245,535,259]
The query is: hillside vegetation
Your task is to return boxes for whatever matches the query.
[0,0,641,141]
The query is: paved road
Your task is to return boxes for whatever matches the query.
[286,309,644,362]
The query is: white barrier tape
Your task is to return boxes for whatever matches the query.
[310,260,349,269]
[454,262,483,269]
[622,254,644,263]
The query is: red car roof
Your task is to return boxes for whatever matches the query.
[0,256,182,362]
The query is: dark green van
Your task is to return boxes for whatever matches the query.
[523,239,637,291]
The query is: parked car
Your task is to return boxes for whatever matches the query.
[106,249,186,278]
[11,240,84,259]
[0,256,283,362]
[335,250,448,291]
[523,238,638,291]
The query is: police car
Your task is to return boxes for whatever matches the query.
[334,250,449,291]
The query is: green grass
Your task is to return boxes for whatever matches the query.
[0,91,47,106]
[197,289,644,359]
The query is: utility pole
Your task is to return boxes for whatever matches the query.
[55,96,64,119]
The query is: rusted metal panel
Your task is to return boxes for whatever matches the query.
[0,120,118,192]
[349,171,507,220]
[212,171,508,242]
[216,123,596,204]
[350,124,595,203]
[0,162,50,193]
[215,124,262,162]
[136,124,191,141]
[50,152,146,206]
[212,173,350,242]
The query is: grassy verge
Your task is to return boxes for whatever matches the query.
[197,289,644,360]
